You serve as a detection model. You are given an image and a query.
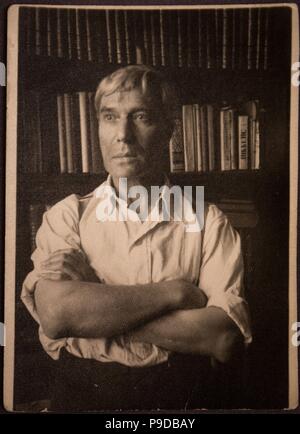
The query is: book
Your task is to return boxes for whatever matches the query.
[220,106,232,171]
[63,93,74,173]
[56,94,67,173]
[169,118,185,173]
[238,115,249,169]
[193,104,202,172]
[22,7,276,72]
[182,105,196,172]
[78,92,91,173]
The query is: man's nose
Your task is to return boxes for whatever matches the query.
[116,117,133,143]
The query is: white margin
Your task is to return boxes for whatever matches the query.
[4,4,19,412]
[289,3,299,410]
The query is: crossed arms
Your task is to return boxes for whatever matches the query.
[35,249,243,364]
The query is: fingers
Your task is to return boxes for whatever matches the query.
[41,249,83,267]
[40,249,96,281]
[37,271,75,281]
[41,260,83,280]
[42,250,86,274]
[40,249,99,282]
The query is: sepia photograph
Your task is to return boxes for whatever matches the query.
[4,3,298,412]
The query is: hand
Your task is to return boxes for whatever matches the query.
[37,248,99,282]
[172,279,208,310]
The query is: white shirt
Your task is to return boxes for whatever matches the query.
[21,175,252,367]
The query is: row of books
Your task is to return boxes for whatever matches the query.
[21,90,263,174]
[169,100,262,173]
[22,90,104,174]
[21,6,276,70]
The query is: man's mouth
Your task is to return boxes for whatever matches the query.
[113,154,137,159]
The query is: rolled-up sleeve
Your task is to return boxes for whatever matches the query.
[199,204,252,344]
[21,194,82,357]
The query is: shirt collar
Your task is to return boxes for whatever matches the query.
[93,174,201,230]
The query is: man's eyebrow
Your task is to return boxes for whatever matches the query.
[100,106,155,114]
[99,106,118,113]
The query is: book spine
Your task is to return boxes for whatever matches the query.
[247,8,253,70]
[193,104,202,172]
[124,11,132,64]
[70,93,83,173]
[255,120,260,169]
[75,9,82,60]
[238,115,249,169]
[169,118,185,173]
[205,11,212,69]
[46,8,51,56]
[114,10,122,64]
[187,11,193,68]
[207,105,216,171]
[57,9,63,57]
[78,92,90,173]
[67,9,77,59]
[250,118,256,169]
[255,8,262,70]
[159,10,166,66]
[231,9,236,70]
[198,11,203,68]
[56,94,67,173]
[105,10,114,63]
[63,93,74,173]
[88,10,108,63]
[222,9,228,69]
[200,105,208,172]
[168,11,178,67]
[141,11,150,65]
[263,8,270,70]
[134,11,145,64]
[215,10,222,69]
[238,9,248,70]
[39,8,48,56]
[24,7,34,55]
[182,105,196,172]
[34,8,41,55]
[150,11,161,66]
[85,10,93,62]
[228,109,238,170]
[177,11,183,67]
[220,108,231,171]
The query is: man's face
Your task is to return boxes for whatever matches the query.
[98,88,170,181]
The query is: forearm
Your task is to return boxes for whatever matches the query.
[130,307,244,363]
[35,279,183,339]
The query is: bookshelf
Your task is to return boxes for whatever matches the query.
[15,6,291,409]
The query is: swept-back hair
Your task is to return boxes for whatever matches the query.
[94,64,179,123]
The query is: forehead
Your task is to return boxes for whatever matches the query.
[100,89,156,111]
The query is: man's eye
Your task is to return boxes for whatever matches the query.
[103,113,116,121]
[133,113,151,122]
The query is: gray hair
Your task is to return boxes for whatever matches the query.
[94,65,179,123]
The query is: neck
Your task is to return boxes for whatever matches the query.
[111,172,165,203]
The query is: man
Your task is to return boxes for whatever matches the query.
[22,65,252,411]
